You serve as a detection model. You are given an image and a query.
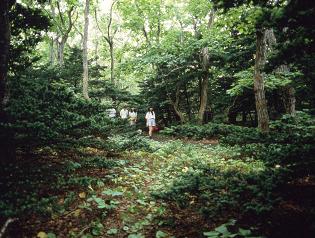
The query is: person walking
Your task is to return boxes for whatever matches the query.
[107,108,116,119]
[120,107,129,119]
[129,108,137,126]
[145,107,156,138]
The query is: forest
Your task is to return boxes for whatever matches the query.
[0,0,314,237]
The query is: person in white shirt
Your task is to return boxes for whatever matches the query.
[120,107,129,119]
[145,107,156,138]
[107,108,116,119]
[129,108,137,126]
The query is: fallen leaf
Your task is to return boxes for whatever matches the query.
[37,231,47,238]
[73,209,81,217]
[79,192,86,198]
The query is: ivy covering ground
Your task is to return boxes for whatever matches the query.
[1,118,314,237]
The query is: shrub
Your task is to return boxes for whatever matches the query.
[2,69,121,150]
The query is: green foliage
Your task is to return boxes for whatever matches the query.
[9,2,50,73]
[204,219,263,238]
[108,132,154,152]
[153,162,284,218]
[162,123,260,142]
[227,68,296,97]
[4,67,118,150]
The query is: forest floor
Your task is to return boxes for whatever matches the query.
[1,133,314,238]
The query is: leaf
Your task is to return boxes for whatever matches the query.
[88,185,94,191]
[107,228,118,235]
[47,233,56,238]
[73,209,81,217]
[37,232,47,238]
[215,224,230,235]
[156,230,168,238]
[203,231,220,237]
[79,192,86,198]
[238,228,252,236]
[128,234,145,238]
[102,189,123,196]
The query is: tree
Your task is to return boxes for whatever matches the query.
[198,9,215,124]
[95,0,118,84]
[0,0,12,113]
[1,0,49,163]
[268,0,315,111]
[48,0,78,66]
[254,28,269,131]
[82,0,90,100]
[211,0,273,132]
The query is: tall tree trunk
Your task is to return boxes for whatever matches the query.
[49,0,56,65]
[58,40,65,66]
[0,0,11,110]
[0,0,16,164]
[54,4,76,66]
[276,65,296,116]
[49,38,54,65]
[95,39,99,65]
[109,42,115,84]
[228,97,238,124]
[198,64,209,124]
[184,84,191,121]
[197,9,214,124]
[156,0,162,45]
[254,29,269,132]
[82,0,90,100]
[282,85,296,116]
[265,29,296,116]
[94,1,117,84]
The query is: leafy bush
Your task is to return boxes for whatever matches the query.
[3,68,120,150]
[204,219,264,238]
[161,113,315,167]
[108,132,154,152]
[153,162,286,219]
[161,123,261,143]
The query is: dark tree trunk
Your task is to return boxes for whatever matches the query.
[184,84,191,121]
[242,111,247,123]
[198,69,209,124]
[228,97,238,124]
[228,111,237,124]
[197,9,214,124]
[58,39,66,66]
[0,0,16,164]
[49,38,54,65]
[276,65,296,116]
[282,85,296,116]
[0,0,11,109]
[254,29,269,132]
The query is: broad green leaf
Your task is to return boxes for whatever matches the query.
[203,231,220,237]
[107,228,118,235]
[238,228,252,236]
[215,224,230,235]
[156,230,168,238]
[47,233,56,238]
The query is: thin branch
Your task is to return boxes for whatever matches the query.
[0,218,17,238]
[56,1,65,26]
[107,0,118,43]
[135,1,151,46]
